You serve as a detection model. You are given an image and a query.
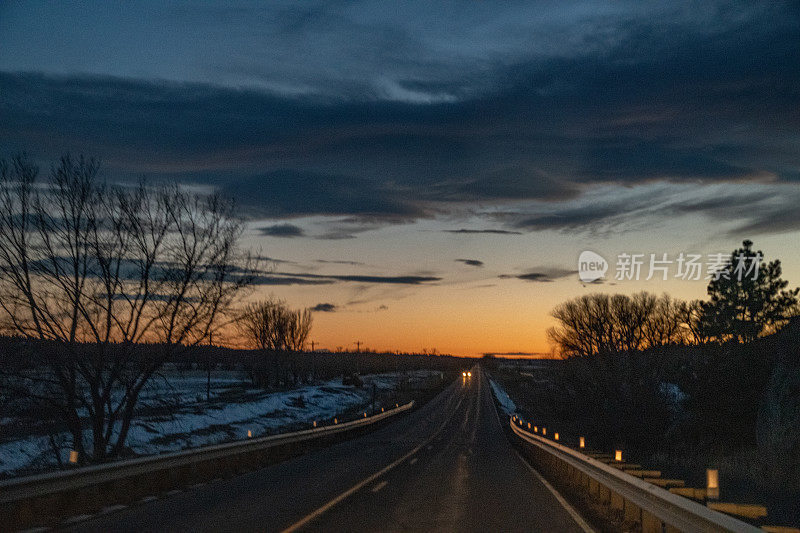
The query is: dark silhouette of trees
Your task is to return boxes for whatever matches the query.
[0,154,255,463]
[238,298,312,387]
[548,292,688,359]
[239,298,312,352]
[703,240,799,343]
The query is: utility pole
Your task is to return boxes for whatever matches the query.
[354,340,362,353]
[310,340,317,352]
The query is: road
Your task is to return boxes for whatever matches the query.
[70,367,591,532]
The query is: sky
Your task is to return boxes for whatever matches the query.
[1,1,799,356]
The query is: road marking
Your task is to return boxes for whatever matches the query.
[513,449,596,533]
[98,504,128,515]
[409,457,418,465]
[280,388,461,533]
[370,480,388,493]
[485,371,594,533]
[62,514,94,525]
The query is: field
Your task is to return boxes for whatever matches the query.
[0,367,444,479]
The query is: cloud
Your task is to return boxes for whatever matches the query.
[444,229,522,235]
[499,267,576,283]
[315,259,365,266]
[1,3,798,233]
[456,259,484,267]
[251,275,334,286]
[258,223,305,238]
[268,271,441,285]
[482,352,550,358]
[310,303,337,312]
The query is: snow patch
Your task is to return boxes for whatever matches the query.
[489,378,517,415]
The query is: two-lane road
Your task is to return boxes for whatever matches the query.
[72,367,591,532]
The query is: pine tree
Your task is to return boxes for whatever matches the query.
[705,240,799,342]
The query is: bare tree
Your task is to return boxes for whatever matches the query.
[548,292,689,359]
[238,298,313,387]
[0,154,255,463]
[239,298,312,352]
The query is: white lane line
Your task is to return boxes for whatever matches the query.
[485,372,594,533]
[98,504,128,515]
[370,481,388,493]
[513,449,596,533]
[409,457,418,465]
[280,440,424,532]
[62,514,95,525]
[280,386,464,533]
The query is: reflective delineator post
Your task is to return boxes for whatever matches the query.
[313,420,317,428]
[364,412,367,418]
[247,430,252,438]
[579,436,585,448]
[534,426,538,433]
[527,422,531,429]
[706,469,719,500]
[334,418,338,424]
[554,433,559,441]
[615,450,623,462]
[542,428,546,436]
[69,450,79,464]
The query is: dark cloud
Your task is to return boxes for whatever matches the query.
[1,3,798,232]
[310,303,337,312]
[315,259,365,266]
[444,229,522,235]
[268,271,441,285]
[456,259,484,267]
[251,275,334,286]
[258,223,305,238]
[483,352,548,358]
[499,267,576,283]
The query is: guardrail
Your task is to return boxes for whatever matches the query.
[508,418,761,533]
[0,401,414,531]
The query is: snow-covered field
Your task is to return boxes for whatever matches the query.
[0,370,439,478]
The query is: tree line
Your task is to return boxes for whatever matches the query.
[548,240,799,358]
[538,240,800,490]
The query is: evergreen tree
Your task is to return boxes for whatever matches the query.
[705,240,799,342]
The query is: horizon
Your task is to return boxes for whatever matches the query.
[1,1,799,356]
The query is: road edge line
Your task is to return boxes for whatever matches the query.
[485,371,595,533]
[512,449,596,533]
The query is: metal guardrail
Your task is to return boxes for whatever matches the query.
[0,401,414,529]
[509,418,760,533]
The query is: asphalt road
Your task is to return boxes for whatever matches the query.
[70,367,591,532]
